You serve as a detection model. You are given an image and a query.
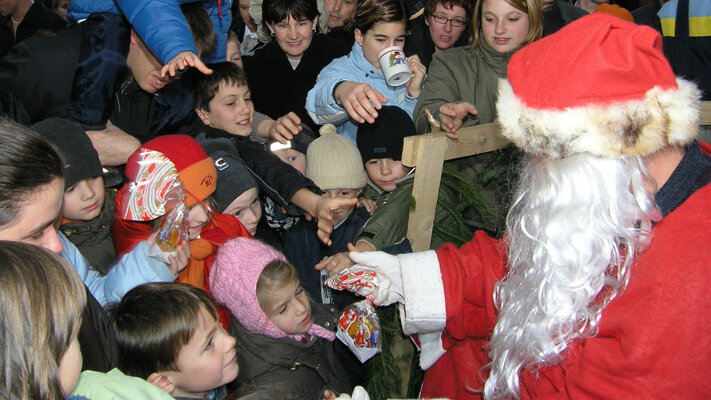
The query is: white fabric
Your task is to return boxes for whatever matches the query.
[398,250,446,334]
[416,331,447,370]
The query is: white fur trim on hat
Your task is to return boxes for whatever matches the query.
[496,78,701,158]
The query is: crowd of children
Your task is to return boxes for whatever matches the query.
[0,0,700,398]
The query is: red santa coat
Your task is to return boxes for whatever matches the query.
[400,163,711,399]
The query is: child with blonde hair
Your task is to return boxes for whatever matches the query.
[0,241,173,400]
[210,238,352,399]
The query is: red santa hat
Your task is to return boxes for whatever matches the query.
[496,13,701,159]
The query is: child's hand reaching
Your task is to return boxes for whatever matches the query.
[315,251,354,276]
[160,51,213,79]
[310,196,358,245]
[333,81,388,124]
[438,102,478,140]
[268,112,303,143]
[357,197,378,215]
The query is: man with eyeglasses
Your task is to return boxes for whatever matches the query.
[404,0,472,69]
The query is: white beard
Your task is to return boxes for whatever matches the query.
[483,154,661,399]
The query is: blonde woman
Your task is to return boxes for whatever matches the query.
[413,0,543,136]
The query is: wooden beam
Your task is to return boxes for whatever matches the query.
[700,101,711,126]
[405,134,447,252]
[402,123,508,167]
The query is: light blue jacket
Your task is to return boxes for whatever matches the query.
[60,233,176,306]
[68,0,231,63]
[306,42,418,143]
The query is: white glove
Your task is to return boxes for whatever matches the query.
[336,386,370,400]
[349,251,404,306]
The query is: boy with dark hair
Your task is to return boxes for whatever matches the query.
[194,62,253,138]
[113,282,239,400]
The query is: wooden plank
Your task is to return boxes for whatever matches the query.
[442,122,509,161]
[405,134,447,252]
[402,122,508,167]
[700,101,711,126]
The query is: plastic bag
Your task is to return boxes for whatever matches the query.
[336,300,382,363]
[325,265,387,305]
[148,199,189,264]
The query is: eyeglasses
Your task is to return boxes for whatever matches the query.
[431,15,467,27]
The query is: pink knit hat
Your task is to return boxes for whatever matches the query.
[210,238,335,341]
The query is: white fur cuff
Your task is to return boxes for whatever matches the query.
[398,250,446,335]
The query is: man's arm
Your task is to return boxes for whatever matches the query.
[86,121,141,166]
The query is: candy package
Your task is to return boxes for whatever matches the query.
[325,265,386,304]
[336,300,382,363]
[147,198,189,264]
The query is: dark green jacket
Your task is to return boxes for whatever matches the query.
[229,303,352,400]
[413,39,517,133]
[60,188,117,275]
[356,170,461,251]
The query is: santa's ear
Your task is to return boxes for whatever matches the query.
[147,372,176,394]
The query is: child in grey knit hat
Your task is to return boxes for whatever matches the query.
[32,118,118,275]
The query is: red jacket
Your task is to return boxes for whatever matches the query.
[112,212,250,329]
[417,146,711,399]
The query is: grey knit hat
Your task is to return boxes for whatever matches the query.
[306,124,366,190]
[200,138,258,213]
[32,118,103,189]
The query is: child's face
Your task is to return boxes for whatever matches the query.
[187,203,211,240]
[273,148,307,175]
[223,187,262,236]
[355,21,407,71]
[322,188,361,226]
[481,0,530,54]
[165,309,239,398]
[365,158,411,192]
[265,279,313,335]
[62,176,105,221]
[197,83,254,137]
[226,39,243,68]
[58,333,82,396]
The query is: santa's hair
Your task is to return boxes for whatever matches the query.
[483,153,660,399]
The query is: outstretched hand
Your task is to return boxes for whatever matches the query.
[309,196,358,245]
[146,232,191,275]
[268,112,302,143]
[334,81,388,124]
[160,51,213,79]
[438,102,478,139]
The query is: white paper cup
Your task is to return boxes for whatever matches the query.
[378,46,412,87]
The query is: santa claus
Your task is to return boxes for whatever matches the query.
[332,12,711,400]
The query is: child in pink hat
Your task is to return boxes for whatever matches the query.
[210,238,352,399]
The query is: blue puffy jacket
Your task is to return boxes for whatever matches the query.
[68,0,231,63]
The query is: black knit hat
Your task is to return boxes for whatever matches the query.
[356,106,416,162]
[201,138,258,213]
[31,118,103,189]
